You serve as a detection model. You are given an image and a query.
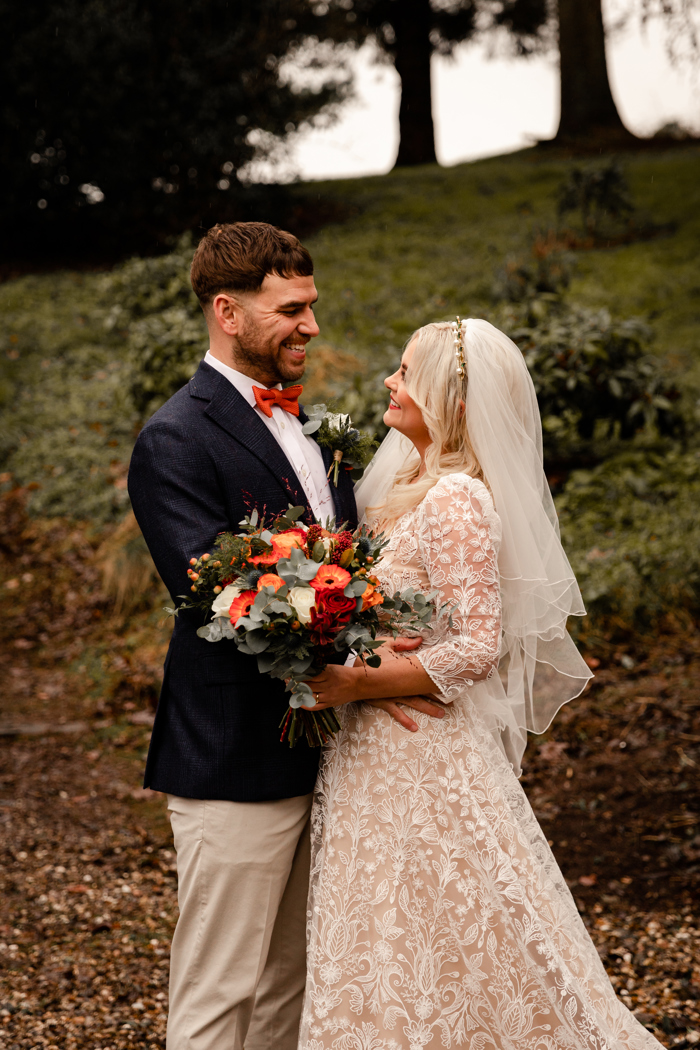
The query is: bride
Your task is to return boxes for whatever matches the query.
[298,319,663,1050]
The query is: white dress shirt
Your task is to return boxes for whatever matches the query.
[204,350,335,523]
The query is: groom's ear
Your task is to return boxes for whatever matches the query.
[211,292,246,336]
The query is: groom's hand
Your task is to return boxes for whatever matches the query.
[365,696,446,733]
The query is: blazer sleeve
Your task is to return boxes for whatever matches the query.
[128,416,230,604]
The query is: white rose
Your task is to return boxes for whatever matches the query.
[327,412,350,429]
[288,586,317,625]
[211,582,242,618]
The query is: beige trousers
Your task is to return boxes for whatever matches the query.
[166,792,313,1050]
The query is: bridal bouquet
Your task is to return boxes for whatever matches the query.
[180,506,436,746]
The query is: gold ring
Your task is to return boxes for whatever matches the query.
[315,692,320,701]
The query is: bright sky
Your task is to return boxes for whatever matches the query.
[271,6,700,182]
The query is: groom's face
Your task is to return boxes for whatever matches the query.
[230,273,319,386]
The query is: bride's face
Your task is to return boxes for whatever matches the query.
[384,339,431,450]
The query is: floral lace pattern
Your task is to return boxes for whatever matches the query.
[382,474,502,698]
[299,474,662,1050]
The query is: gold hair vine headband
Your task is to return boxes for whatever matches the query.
[452,317,466,379]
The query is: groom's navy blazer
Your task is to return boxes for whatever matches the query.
[128,360,358,802]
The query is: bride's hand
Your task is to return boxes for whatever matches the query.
[301,637,446,732]
[301,635,426,710]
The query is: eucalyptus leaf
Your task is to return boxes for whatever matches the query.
[256,652,280,673]
[196,621,222,642]
[244,629,271,654]
[289,655,313,673]
[302,420,322,435]
[297,560,323,582]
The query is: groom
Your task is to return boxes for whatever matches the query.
[128,222,438,1050]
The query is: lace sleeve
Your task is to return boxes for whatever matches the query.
[414,473,501,700]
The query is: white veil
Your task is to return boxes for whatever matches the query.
[355,318,593,775]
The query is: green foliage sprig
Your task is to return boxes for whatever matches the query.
[302,405,378,483]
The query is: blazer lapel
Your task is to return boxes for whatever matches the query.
[196,367,310,511]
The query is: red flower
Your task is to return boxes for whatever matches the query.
[229,590,257,624]
[308,605,352,646]
[320,590,356,617]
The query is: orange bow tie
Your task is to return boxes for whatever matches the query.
[252,384,303,418]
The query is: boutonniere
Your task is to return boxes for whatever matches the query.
[302,404,378,485]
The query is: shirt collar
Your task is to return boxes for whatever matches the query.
[204,350,282,408]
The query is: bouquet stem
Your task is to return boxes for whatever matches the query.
[279,707,341,747]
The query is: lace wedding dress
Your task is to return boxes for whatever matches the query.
[299,473,662,1050]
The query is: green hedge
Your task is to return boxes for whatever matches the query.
[557,445,700,627]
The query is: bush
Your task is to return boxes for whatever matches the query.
[557,161,634,237]
[102,235,206,421]
[501,300,684,458]
[0,272,136,521]
[557,445,700,630]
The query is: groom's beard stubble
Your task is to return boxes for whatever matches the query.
[234,317,306,387]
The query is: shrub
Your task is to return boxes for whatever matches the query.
[557,445,700,629]
[0,272,136,521]
[503,300,683,455]
[557,161,634,236]
[102,235,206,420]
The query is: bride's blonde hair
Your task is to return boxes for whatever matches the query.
[373,322,484,528]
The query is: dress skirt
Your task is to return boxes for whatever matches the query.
[298,699,664,1050]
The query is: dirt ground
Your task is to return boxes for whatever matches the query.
[1,491,698,1049]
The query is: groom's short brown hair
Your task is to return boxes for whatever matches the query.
[190,221,313,306]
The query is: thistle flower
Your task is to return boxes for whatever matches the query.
[244,568,264,589]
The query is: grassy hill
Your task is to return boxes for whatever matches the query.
[1,143,699,629]
[303,145,700,392]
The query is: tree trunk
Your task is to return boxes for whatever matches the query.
[393,0,437,167]
[555,0,636,143]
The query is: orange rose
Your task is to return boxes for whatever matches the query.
[311,564,352,593]
[248,547,277,566]
[257,573,284,593]
[271,530,306,559]
[361,583,384,611]
[229,589,257,624]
